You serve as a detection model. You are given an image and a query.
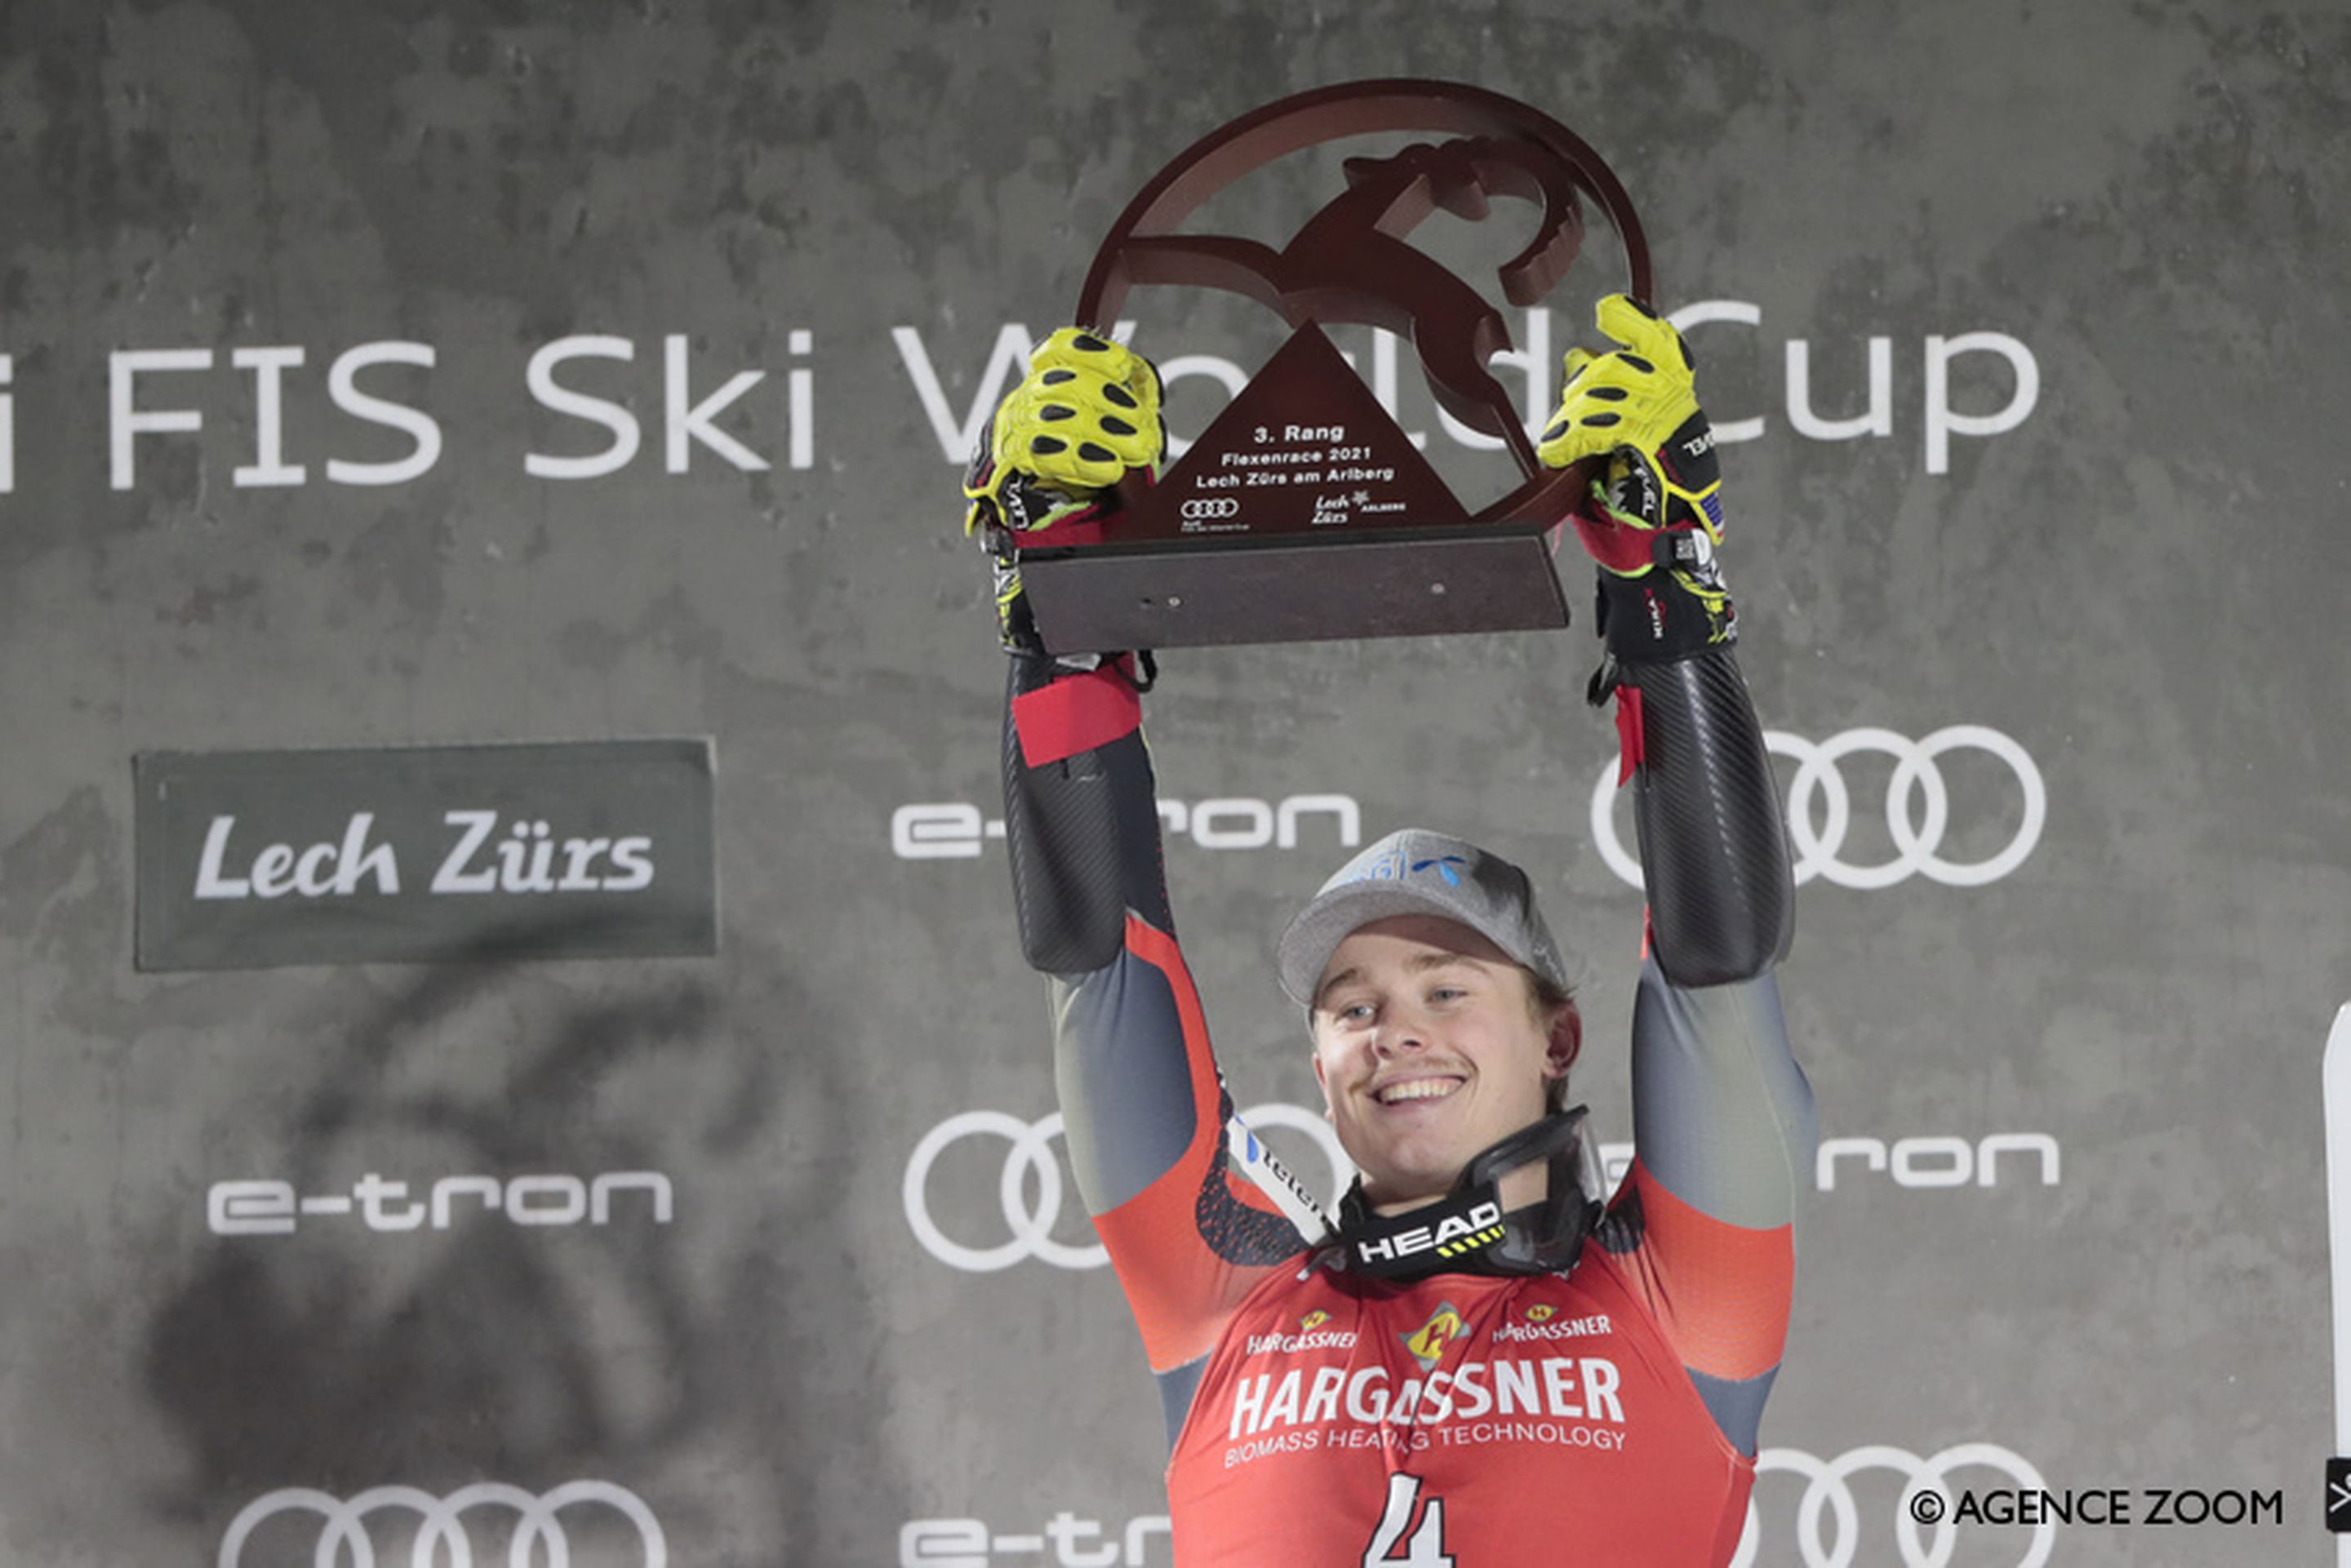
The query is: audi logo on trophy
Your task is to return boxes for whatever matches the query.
[904,1106,1353,1273]
[219,1481,664,1568]
[1009,79,1652,652]
[1736,1443,2055,1568]
[1591,726,2047,890]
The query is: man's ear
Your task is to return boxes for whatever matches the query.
[1544,1005,1583,1080]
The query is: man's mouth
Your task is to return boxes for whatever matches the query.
[1373,1077,1464,1106]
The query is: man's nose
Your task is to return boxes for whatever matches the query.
[1373,1009,1429,1056]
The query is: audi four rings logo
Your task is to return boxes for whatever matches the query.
[1180,496,1242,520]
[904,1106,1353,1272]
[1733,1442,2053,1568]
[219,1481,664,1568]
[1592,726,2047,890]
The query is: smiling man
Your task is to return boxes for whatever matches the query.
[1295,870,1583,1229]
[965,300,1816,1566]
[1313,913,1568,1206]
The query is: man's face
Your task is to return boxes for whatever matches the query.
[1309,913,1576,1215]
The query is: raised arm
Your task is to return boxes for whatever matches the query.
[1539,295,1818,1455]
[970,333,1305,1441]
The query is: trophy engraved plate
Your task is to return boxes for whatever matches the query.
[1117,326,1469,543]
[1017,78,1653,653]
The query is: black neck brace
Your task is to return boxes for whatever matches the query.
[1331,1108,1604,1281]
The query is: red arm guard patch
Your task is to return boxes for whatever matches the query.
[1615,682,1648,786]
[1011,660,1143,767]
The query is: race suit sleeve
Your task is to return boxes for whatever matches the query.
[1000,650,1309,1442]
[1601,646,1819,1457]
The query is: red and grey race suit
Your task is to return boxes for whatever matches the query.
[998,629,1814,1566]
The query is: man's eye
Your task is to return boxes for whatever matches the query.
[1337,1002,1375,1024]
[1429,986,1466,1003]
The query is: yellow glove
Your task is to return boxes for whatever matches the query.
[1538,295,1733,659]
[963,328,1164,535]
[961,329,1165,652]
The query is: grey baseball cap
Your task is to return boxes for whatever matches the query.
[1276,828,1575,1006]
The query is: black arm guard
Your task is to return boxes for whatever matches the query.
[1618,649,1793,986]
[1000,652,1175,976]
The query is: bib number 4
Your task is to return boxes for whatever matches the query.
[1362,1474,1455,1567]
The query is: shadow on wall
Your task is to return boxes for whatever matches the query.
[139,918,890,1558]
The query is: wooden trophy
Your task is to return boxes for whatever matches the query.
[1012,79,1653,653]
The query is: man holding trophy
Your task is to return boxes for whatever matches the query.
[962,287,1814,1562]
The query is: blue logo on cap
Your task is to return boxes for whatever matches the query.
[1411,855,1466,887]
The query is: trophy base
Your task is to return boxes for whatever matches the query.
[1019,526,1574,653]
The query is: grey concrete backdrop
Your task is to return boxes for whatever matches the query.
[1,1,2346,1564]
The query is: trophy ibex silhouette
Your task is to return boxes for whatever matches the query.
[1105,135,1588,474]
